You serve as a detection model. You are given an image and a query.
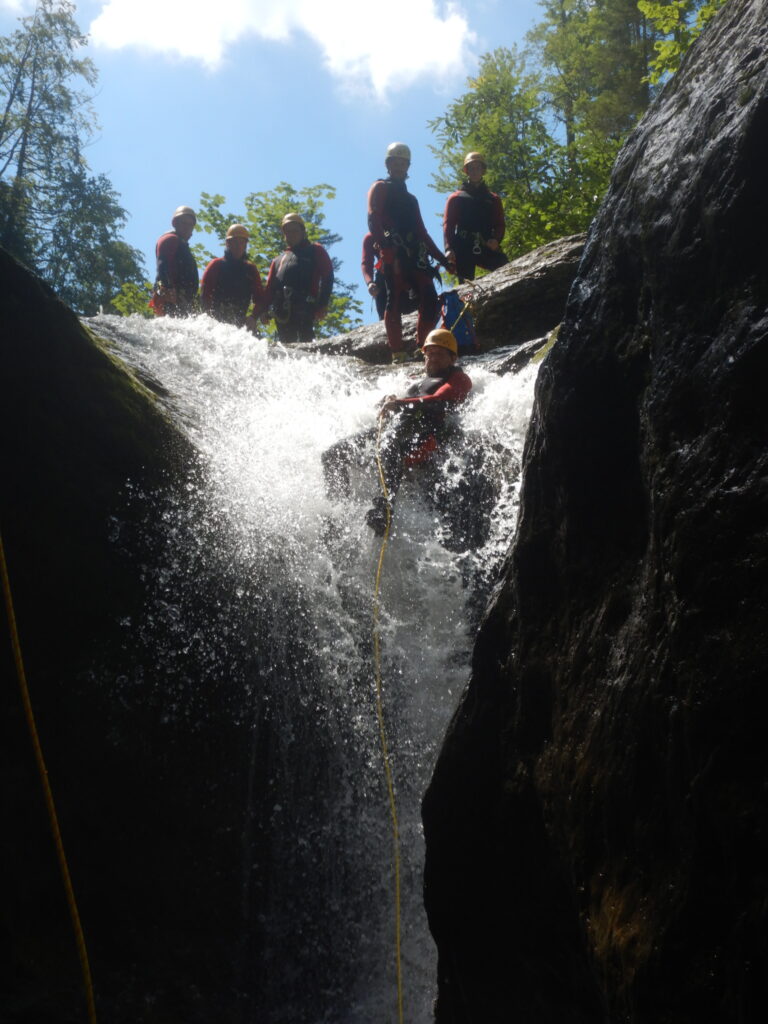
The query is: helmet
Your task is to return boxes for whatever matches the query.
[226,223,249,240]
[463,151,486,170]
[171,205,196,226]
[281,212,305,229]
[386,142,411,164]
[423,329,458,356]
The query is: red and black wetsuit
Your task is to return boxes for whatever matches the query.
[322,364,472,501]
[367,177,447,352]
[362,231,418,322]
[153,230,199,317]
[264,239,334,343]
[443,180,507,282]
[200,252,264,327]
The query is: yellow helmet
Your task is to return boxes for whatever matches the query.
[386,142,411,164]
[226,223,249,240]
[171,205,196,226]
[281,212,306,229]
[463,152,486,171]
[423,329,458,356]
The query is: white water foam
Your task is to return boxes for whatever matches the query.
[91,313,539,1022]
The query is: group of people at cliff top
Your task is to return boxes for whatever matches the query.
[152,142,507,359]
[152,209,334,344]
[153,142,507,537]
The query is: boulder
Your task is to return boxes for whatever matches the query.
[423,1,768,1020]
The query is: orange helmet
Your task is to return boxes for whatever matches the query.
[463,152,486,171]
[423,329,458,355]
[281,212,305,229]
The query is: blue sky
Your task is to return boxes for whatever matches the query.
[1,0,542,322]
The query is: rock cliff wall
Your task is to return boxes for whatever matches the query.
[423,1,768,1020]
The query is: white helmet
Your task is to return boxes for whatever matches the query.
[386,142,411,164]
[171,205,196,226]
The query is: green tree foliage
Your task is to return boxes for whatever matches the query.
[526,0,658,202]
[428,2,670,260]
[41,167,146,314]
[111,280,154,318]
[637,0,729,82]
[0,0,145,314]
[193,182,362,338]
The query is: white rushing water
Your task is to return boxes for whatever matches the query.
[91,313,539,1023]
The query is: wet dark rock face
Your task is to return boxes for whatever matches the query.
[423,1,768,1021]
[313,233,584,363]
[0,249,277,1023]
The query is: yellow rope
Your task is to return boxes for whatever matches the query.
[372,414,405,1024]
[0,529,98,1024]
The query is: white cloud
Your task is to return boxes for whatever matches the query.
[89,0,475,97]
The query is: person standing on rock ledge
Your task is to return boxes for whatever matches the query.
[200,224,264,329]
[322,328,471,536]
[262,213,334,343]
[151,205,200,317]
[367,142,450,363]
[444,152,507,283]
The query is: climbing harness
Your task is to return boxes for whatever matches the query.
[0,530,98,1024]
[273,285,293,325]
[371,417,405,1024]
[457,228,484,256]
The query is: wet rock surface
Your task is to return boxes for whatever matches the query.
[423,1,768,1021]
[0,248,257,1022]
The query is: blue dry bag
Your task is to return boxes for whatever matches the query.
[440,290,477,353]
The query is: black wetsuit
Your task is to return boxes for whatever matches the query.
[444,180,508,282]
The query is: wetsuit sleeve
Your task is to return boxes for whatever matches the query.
[200,259,220,312]
[367,181,390,247]
[362,234,375,285]
[262,258,278,309]
[249,263,265,313]
[394,370,472,408]
[156,233,180,288]
[443,194,460,251]
[314,245,334,309]
[491,193,505,242]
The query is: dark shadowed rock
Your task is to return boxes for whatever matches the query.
[0,247,270,1023]
[309,233,584,364]
[423,1,768,1021]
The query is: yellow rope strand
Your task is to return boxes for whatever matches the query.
[0,530,98,1024]
[448,288,476,335]
[372,415,404,1024]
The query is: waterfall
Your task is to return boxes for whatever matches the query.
[91,313,538,1023]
